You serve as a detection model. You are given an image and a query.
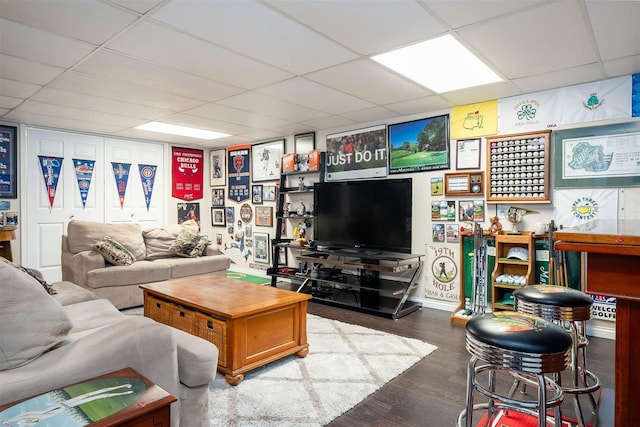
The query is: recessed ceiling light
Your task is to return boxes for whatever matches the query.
[135,122,230,140]
[371,34,502,93]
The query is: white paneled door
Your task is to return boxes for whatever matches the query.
[24,127,105,282]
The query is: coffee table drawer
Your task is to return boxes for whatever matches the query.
[145,294,174,325]
[194,312,227,367]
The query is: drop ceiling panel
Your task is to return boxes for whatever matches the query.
[108,0,164,15]
[424,0,546,29]
[106,21,293,89]
[185,102,292,130]
[16,100,145,128]
[305,59,433,105]
[511,63,606,94]
[340,106,400,124]
[0,95,21,109]
[0,54,64,85]
[266,0,446,55]
[0,77,41,98]
[218,91,328,122]
[587,1,640,60]
[75,50,245,101]
[5,110,124,134]
[385,96,453,117]
[0,0,138,45]
[0,18,96,68]
[151,0,358,74]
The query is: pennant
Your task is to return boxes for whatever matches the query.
[111,162,131,208]
[553,188,618,228]
[227,144,251,202]
[558,75,632,125]
[138,164,157,211]
[72,159,95,209]
[172,147,204,200]
[451,100,498,139]
[498,89,559,134]
[38,156,63,209]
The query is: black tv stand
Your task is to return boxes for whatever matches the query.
[268,246,424,319]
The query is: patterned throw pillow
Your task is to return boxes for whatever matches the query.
[94,236,135,266]
[0,256,57,295]
[169,229,210,258]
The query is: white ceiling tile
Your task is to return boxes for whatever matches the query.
[305,59,433,105]
[301,115,356,133]
[75,50,245,101]
[31,88,174,120]
[424,0,546,29]
[50,71,204,111]
[107,0,164,15]
[218,91,327,122]
[185,102,292,131]
[107,21,293,89]
[0,18,96,68]
[162,113,252,136]
[0,78,41,98]
[0,54,64,85]
[587,1,640,60]
[16,100,145,128]
[385,96,453,116]
[511,64,606,94]
[458,2,597,79]
[266,0,446,55]
[0,95,22,109]
[4,110,124,134]
[340,107,400,124]
[257,78,375,114]
[151,0,358,74]
[0,0,138,45]
[602,55,640,78]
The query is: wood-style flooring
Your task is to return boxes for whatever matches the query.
[307,302,615,427]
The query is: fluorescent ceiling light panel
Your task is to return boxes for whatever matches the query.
[136,122,230,140]
[372,35,502,93]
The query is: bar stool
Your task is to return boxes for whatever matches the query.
[457,311,572,427]
[513,285,600,427]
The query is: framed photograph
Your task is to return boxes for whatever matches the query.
[251,139,284,182]
[177,203,200,226]
[263,185,276,202]
[446,224,460,243]
[253,232,270,264]
[456,138,481,170]
[255,206,273,227]
[209,148,226,187]
[444,171,484,196]
[431,177,443,196]
[252,184,263,204]
[211,188,225,206]
[388,114,450,174]
[0,125,18,198]
[294,132,315,154]
[216,233,222,245]
[211,207,226,226]
[432,223,445,243]
[225,206,235,225]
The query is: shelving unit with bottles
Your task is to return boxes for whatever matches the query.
[491,232,534,312]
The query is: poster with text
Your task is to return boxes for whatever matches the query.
[172,147,203,200]
[227,144,251,202]
[325,125,387,181]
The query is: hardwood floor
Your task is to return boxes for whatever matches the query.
[308,302,615,427]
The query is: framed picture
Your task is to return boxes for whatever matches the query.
[325,124,387,181]
[431,177,443,196]
[444,171,484,196]
[252,184,263,204]
[388,114,450,174]
[216,233,222,245]
[0,125,18,198]
[251,139,284,182]
[253,232,270,264]
[225,206,235,225]
[177,203,200,226]
[255,206,273,227]
[211,207,226,226]
[209,148,226,187]
[456,138,481,170]
[263,185,276,202]
[294,132,315,154]
[211,188,225,206]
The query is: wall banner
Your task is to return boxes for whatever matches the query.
[138,164,157,211]
[227,144,251,202]
[111,162,131,208]
[72,159,95,208]
[451,100,498,140]
[498,89,559,134]
[38,156,63,209]
[172,147,203,200]
[424,245,460,303]
[553,188,618,228]
[558,75,631,125]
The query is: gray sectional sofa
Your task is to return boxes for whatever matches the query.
[0,261,218,427]
[61,219,230,309]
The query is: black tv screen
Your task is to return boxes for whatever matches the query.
[313,178,412,254]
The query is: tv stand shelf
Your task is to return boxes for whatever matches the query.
[268,247,423,319]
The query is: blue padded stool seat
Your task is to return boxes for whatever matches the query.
[514,285,592,322]
[457,312,572,427]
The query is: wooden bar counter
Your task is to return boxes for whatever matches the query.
[554,220,640,427]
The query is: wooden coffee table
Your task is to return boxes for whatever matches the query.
[140,275,311,385]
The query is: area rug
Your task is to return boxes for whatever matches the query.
[226,270,271,285]
[208,314,437,426]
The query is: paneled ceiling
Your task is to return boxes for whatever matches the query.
[1,0,639,148]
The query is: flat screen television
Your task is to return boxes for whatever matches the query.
[313,178,412,254]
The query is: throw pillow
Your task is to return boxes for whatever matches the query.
[0,256,56,295]
[0,260,72,370]
[94,236,135,266]
[169,229,211,258]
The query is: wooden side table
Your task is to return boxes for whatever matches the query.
[0,226,16,261]
[0,368,176,427]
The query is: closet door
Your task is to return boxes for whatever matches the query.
[24,127,104,282]
[104,138,165,229]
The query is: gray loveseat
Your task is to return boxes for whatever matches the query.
[0,260,218,427]
[61,219,230,309]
